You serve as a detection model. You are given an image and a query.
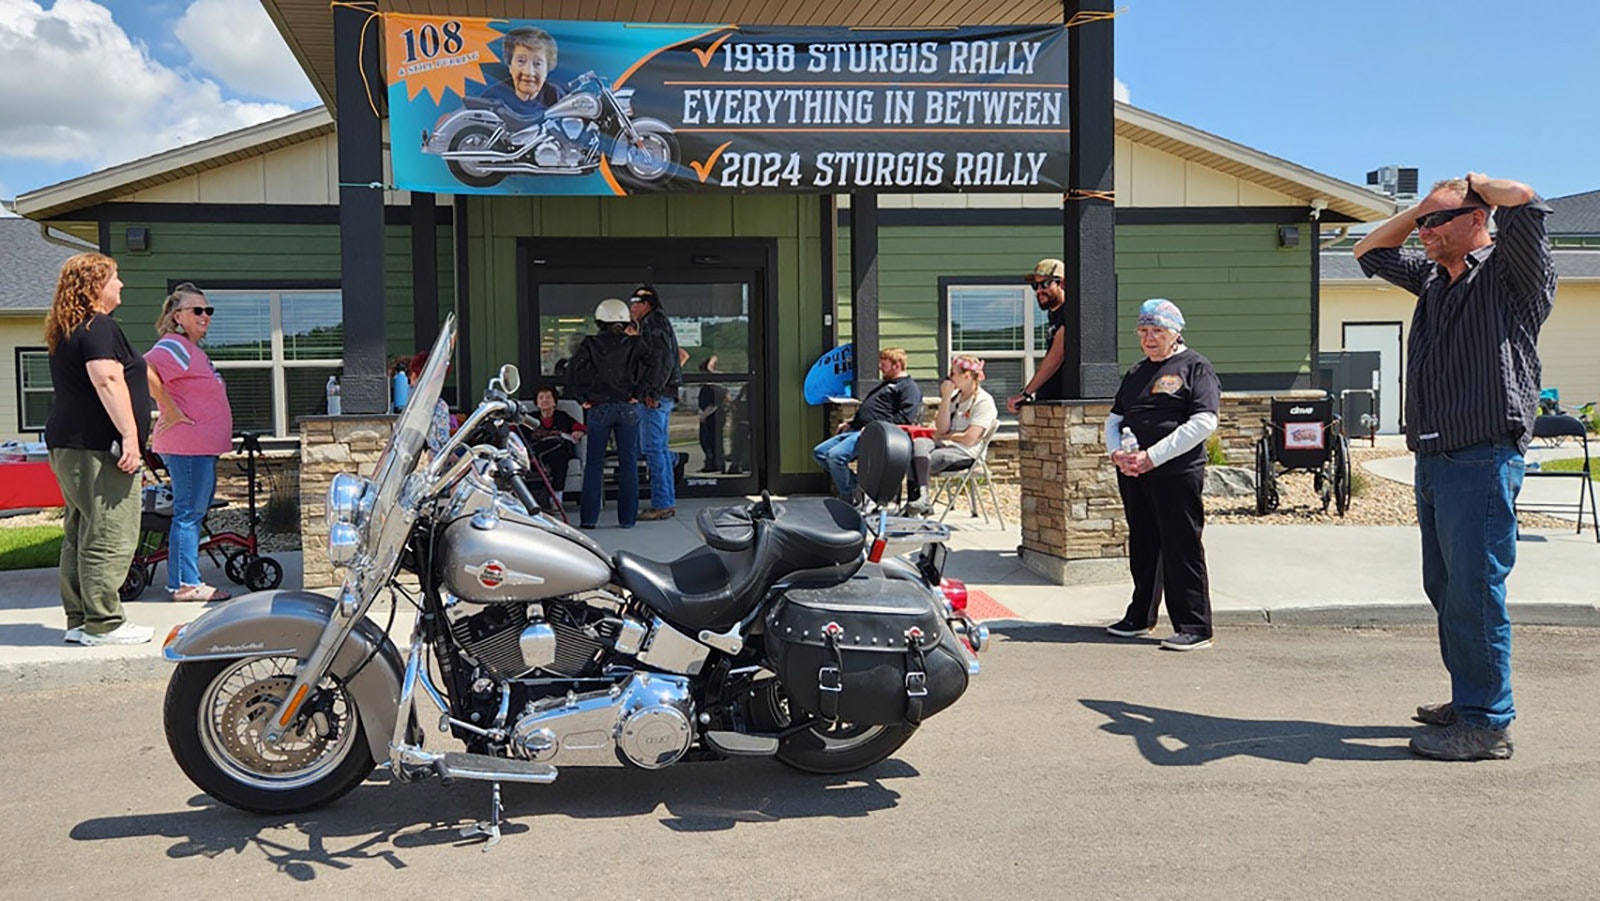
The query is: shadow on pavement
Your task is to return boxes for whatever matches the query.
[68,758,918,878]
[1080,698,1418,765]
[987,623,1131,645]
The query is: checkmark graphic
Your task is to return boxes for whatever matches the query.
[689,141,733,183]
[691,34,733,68]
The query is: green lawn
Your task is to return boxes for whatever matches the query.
[1535,457,1599,480]
[0,525,64,571]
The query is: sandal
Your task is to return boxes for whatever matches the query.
[172,583,231,602]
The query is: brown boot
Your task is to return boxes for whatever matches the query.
[638,507,676,521]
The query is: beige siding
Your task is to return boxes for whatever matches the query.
[0,315,47,443]
[1322,279,1600,407]
[125,133,393,206]
[263,138,338,203]
[1118,136,1297,208]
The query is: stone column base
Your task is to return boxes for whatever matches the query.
[1020,547,1128,586]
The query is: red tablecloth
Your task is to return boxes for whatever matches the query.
[0,461,65,510]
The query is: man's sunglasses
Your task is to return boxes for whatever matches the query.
[1029,279,1060,291]
[184,306,217,316]
[1416,206,1484,230]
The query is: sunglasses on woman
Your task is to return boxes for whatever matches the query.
[184,306,217,316]
[1416,206,1484,230]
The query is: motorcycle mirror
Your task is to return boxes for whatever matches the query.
[495,364,521,395]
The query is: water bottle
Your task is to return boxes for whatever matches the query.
[1120,426,1140,453]
[326,375,342,416]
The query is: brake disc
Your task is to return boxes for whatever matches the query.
[217,676,327,772]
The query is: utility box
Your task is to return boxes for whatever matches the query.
[1316,351,1382,433]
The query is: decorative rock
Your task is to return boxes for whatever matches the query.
[1204,466,1257,498]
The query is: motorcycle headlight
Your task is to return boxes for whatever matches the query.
[327,522,360,569]
[327,472,374,529]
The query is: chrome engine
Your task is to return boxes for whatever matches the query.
[510,672,695,769]
[445,589,647,680]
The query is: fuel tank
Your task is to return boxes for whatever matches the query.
[440,511,612,603]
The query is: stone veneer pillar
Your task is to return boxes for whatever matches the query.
[298,414,396,589]
[1017,401,1129,585]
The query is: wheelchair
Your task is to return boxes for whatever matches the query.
[1254,395,1351,517]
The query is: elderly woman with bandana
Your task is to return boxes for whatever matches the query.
[903,353,998,517]
[1103,299,1221,651]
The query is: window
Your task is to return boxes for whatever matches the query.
[16,348,52,433]
[204,289,342,437]
[944,282,1052,414]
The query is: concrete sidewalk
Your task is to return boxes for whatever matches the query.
[3,488,1597,688]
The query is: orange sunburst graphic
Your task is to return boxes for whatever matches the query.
[385,14,506,105]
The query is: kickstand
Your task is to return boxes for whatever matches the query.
[459,781,503,849]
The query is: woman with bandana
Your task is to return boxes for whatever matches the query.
[903,353,997,517]
[1103,299,1221,651]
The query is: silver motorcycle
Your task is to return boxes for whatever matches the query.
[422,71,677,190]
[161,317,983,842]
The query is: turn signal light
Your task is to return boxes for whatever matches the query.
[940,577,969,612]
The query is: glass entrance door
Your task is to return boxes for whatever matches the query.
[529,269,762,498]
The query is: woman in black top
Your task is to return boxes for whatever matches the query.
[43,253,154,646]
[1102,299,1221,651]
[525,384,586,507]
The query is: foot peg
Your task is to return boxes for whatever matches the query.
[437,751,559,784]
[703,730,780,757]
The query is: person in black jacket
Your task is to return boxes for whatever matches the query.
[812,346,922,499]
[629,284,683,520]
[567,298,646,529]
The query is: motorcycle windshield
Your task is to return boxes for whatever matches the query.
[351,315,455,598]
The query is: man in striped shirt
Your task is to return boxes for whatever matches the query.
[1354,173,1555,762]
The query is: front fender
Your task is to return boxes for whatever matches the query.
[163,590,404,763]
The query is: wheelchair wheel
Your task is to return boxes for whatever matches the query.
[119,564,148,603]
[1253,439,1275,515]
[1333,434,1352,516]
[223,549,251,585]
[244,555,284,592]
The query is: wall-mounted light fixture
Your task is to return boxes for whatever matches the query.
[1277,225,1300,249]
[125,226,151,252]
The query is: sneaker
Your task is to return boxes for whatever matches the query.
[638,507,676,521]
[1160,632,1214,651]
[1409,721,1513,761]
[1105,619,1154,638]
[1413,701,1459,727]
[903,500,935,518]
[64,627,84,644]
[78,622,155,646]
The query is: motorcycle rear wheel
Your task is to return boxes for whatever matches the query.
[164,656,376,814]
[750,680,917,775]
[446,125,508,188]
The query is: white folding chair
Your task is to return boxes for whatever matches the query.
[927,419,1006,528]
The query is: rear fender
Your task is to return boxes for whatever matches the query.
[163,590,404,763]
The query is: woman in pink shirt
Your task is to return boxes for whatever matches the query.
[145,283,234,602]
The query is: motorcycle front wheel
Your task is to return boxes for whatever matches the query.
[618,129,679,186]
[749,680,916,775]
[164,656,376,814]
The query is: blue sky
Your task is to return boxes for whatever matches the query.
[2,0,1596,206]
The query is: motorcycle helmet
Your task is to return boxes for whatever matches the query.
[594,298,630,325]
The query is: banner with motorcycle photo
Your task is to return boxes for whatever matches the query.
[384,15,1067,196]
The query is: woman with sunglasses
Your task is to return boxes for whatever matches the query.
[145,283,233,602]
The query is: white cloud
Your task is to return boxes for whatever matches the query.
[1114,77,1130,104]
[174,0,316,103]
[0,0,293,169]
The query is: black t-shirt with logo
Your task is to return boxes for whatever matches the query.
[1110,347,1221,474]
[45,313,152,452]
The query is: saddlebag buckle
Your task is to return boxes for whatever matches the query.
[905,671,928,697]
[818,665,842,693]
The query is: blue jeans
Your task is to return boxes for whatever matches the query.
[581,402,639,528]
[812,430,862,498]
[163,454,218,591]
[639,396,677,510]
[1414,438,1524,730]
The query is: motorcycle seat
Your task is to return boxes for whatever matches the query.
[462,95,545,131]
[615,498,867,633]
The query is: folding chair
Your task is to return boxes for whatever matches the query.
[1517,414,1598,542]
[927,419,1006,528]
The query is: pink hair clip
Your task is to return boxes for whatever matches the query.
[952,357,985,375]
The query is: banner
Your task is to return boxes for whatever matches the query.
[384,16,1067,196]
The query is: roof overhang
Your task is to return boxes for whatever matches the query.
[1116,102,1397,222]
[263,0,1072,114]
[13,107,334,222]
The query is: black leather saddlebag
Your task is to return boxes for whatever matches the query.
[765,573,970,726]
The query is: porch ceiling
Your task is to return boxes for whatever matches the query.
[263,0,1068,112]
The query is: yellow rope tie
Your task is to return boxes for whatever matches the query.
[1065,8,1125,29]
[1066,189,1116,202]
[329,1,384,119]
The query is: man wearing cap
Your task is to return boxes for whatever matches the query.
[1007,258,1071,413]
[1353,173,1555,762]
[628,284,683,521]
